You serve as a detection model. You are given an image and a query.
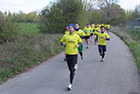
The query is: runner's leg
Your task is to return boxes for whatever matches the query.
[66,55,77,84]
[98,45,102,56]
[102,46,106,59]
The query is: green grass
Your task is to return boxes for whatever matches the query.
[0,23,64,84]
[111,28,140,73]
[126,28,140,42]
[18,23,40,34]
[0,34,64,84]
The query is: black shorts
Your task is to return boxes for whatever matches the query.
[85,36,90,40]
[98,45,106,52]
[90,34,93,36]
[107,29,109,31]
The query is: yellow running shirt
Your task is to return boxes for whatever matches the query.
[98,24,101,28]
[97,32,110,45]
[94,27,100,35]
[107,25,110,29]
[60,34,82,55]
[65,31,69,34]
[83,27,91,36]
[101,24,105,27]
[90,27,94,34]
[92,24,95,27]
[74,29,85,44]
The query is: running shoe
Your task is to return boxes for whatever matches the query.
[81,56,83,60]
[67,84,72,90]
[101,59,103,62]
[74,64,78,70]
[64,58,67,61]
[100,53,102,56]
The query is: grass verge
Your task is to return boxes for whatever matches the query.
[0,34,64,84]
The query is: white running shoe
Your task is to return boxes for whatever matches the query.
[74,64,78,70]
[67,84,72,90]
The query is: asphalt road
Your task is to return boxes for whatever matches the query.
[0,32,140,94]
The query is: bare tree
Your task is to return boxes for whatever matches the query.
[81,0,98,11]
[98,0,120,22]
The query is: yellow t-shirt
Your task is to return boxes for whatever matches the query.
[92,24,95,27]
[90,27,94,34]
[60,34,82,55]
[97,32,110,45]
[83,27,91,36]
[101,24,105,27]
[107,25,110,29]
[74,29,85,44]
[98,25,101,28]
[65,31,69,34]
[105,25,107,29]
[94,27,100,35]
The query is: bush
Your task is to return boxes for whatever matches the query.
[39,0,86,34]
[0,11,20,44]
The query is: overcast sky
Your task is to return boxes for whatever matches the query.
[0,0,140,13]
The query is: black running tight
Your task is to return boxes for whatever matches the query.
[99,47,105,59]
[66,54,77,84]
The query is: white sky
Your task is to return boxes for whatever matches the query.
[0,0,140,13]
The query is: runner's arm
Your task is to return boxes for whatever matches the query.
[106,38,110,40]
[77,36,82,46]
[60,35,66,46]
[105,33,110,41]
[78,34,85,39]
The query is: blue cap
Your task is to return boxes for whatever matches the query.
[68,24,75,30]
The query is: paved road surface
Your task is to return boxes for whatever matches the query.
[0,32,140,94]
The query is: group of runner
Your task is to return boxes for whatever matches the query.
[60,23,110,90]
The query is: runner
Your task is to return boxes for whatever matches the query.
[94,25,100,45]
[83,26,86,44]
[97,26,110,62]
[90,24,94,42]
[106,24,110,34]
[74,23,85,60]
[97,24,101,29]
[83,24,91,48]
[60,24,82,90]
[64,26,69,61]
[65,26,69,34]
[92,23,95,27]
[101,23,105,27]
